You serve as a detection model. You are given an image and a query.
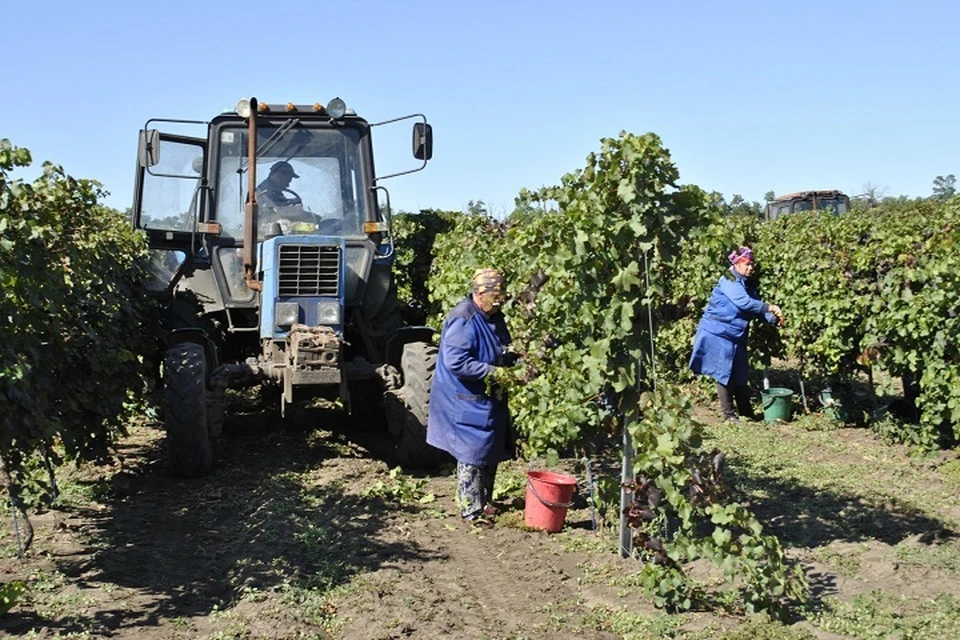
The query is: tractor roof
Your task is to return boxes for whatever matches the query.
[772,190,846,202]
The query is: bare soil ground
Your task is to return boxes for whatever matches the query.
[3,392,960,639]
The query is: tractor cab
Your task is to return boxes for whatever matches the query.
[765,190,850,221]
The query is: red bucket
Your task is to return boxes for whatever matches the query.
[524,470,577,533]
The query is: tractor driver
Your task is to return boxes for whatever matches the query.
[257,161,301,209]
[256,160,319,237]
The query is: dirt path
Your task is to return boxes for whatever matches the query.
[4,399,960,639]
[0,404,636,639]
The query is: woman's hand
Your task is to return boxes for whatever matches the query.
[768,304,785,326]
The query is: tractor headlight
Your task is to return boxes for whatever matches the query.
[275,302,300,328]
[317,300,342,325]
[236,98,252,118]
[326,97,347,120]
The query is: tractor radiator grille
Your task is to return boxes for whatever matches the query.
[277,245,340,297]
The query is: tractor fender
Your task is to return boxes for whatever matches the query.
[163,328,221,375]
[384,326,436,371]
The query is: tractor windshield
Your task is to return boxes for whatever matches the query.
[815,196,849,214]
[214,124,371,241]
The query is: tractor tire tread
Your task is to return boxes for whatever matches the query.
[395,342,444,469]
[163,342,213,478]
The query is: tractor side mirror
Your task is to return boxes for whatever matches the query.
[138,129,161,167]
[413,123,433,161]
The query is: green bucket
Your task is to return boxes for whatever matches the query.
[761,387,794,423]
[819,388,850,423]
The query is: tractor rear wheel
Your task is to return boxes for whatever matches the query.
[163,342,213,477]
[393,342,445,469]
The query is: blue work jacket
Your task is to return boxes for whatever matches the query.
[426,295,512,466]
[688,269,777,386]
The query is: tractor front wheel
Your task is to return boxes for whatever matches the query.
[163,342,213,477]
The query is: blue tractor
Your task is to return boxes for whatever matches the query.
[133,96,439,476]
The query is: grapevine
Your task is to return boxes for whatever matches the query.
[0,139,150,549]
[420,132,807,613]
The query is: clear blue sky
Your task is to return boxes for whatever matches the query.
[3,0,956,217]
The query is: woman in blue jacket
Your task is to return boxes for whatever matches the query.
[689,247,784,421]
[427,268,518,527]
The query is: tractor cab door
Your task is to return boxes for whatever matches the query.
[134,132,207,293]
[134,132,207,242]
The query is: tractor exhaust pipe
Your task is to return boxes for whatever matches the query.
[243,97,262,292]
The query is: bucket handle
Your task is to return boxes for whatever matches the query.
[761,394,777,410]
[527,477,575,509]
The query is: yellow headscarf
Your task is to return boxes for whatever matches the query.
[471,268,506,295]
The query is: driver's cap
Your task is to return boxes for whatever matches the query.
[270,161,299,178]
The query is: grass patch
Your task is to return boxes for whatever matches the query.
[493,509,528,530]
[894,535,960,574]
[713,614,817,639]
[814,591,960,639]
[276,574,376,636]
[0,536,22,560]
[580,607,815,639]
[493,464,527,503]
[937,458,960,492]
[556,529,613,554]
[702,418,959,530]
[579,605,684,639]
[577,558,648,590]
[809,544,866,578]
[362,467,436,505]
[790,411,843,432]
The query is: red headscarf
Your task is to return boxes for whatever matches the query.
[728,246,754,265]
